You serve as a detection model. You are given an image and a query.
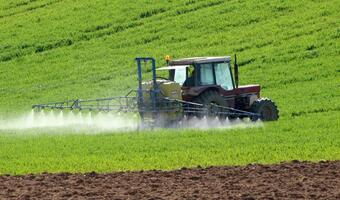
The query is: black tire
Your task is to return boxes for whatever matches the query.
[250,98,279,121]
[193,90,228,119]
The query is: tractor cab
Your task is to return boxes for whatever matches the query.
[157,56,265,114]
[158,57,241,100]
[158,57,234,89]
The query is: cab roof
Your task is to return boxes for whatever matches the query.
[157,65,189,70]
[169,56,231,65]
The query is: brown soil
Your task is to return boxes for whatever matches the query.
[0,161,339,200]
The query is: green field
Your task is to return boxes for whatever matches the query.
[0,112,339,175]
[0,0,339,174]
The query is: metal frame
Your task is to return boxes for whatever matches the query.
[135,57,158,120]
[32,94,260,117]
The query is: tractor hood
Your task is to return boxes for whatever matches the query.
[235,84,260,95]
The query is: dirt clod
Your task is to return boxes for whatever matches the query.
[0,161,339,199]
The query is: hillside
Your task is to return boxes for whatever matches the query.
[0,0,339,174]
[0,0,339,116]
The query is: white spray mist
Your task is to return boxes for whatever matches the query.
[0,110,262,132]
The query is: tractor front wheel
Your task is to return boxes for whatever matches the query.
[250,98,279,121]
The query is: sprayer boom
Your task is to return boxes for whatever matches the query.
[32,92,138,113]
[33,89,260,127]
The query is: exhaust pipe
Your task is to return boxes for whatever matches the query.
[234,54,239,88]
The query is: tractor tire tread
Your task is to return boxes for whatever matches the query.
[250,98,279,121]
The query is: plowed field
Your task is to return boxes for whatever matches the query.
[1,161,339,199]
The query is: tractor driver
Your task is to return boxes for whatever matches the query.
[183,68,195,86]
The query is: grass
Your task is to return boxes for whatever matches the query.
[0,111,339,175]
[0,0,339,174]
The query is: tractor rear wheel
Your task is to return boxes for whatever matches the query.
[250,98,279,121]
[193,90,228,119]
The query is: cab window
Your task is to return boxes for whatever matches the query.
[183,65,195,86]
[215,62,233,90]
[200,64,214,85]
[173,68,186,85]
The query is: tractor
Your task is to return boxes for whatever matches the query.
[33,55,279,128]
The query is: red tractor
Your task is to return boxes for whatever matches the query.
[154,55,279,122]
